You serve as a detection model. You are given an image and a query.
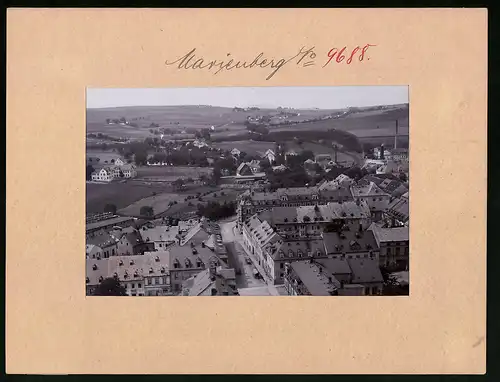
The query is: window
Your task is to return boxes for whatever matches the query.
[138,283,142,288]
[152,278,156,285]
[280,263,284,269]
[131,293,136,296]
[145,278,149,286]
[396,247,400,255]
[132,283,135,288]
[174,273,179,280]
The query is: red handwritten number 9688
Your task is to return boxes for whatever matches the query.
[323,44,376,68]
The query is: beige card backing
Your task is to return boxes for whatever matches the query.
[6,8,487,374]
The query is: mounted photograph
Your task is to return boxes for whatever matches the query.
[86,86,409,296]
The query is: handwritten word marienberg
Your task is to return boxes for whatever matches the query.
[165,47,317,81]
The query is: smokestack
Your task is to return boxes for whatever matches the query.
[394,120,399,150]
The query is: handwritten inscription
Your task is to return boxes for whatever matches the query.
[165,45,375,80]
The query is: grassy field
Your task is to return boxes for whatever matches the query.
[86,181,170,214]
[118,192,187,216]
[117,187,240,218]
[136,166,213,181]
[86,105,343,139]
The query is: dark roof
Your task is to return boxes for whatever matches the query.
[315,258,352,275]
[124,231,144,245]
[322,230,378,254]
[347,258,383,283]
[290,261,339,295]
[87,233,118,248]
[386,196,409,222]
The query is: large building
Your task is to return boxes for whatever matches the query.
[384,191,409,227]
[182,265,238,296]
[284,257,384,296]
[369,223,409,269]
[86,215,136,237]
[237,186,354,231]
[240,200,375,285]
[351,181,391,221]
[86,251,171,296]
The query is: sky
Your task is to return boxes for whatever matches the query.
[86,86,408,110]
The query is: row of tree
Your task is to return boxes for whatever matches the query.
[196,201,236,220]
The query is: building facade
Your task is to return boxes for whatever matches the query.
[237,186,354,231]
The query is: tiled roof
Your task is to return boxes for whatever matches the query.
[347,258,383,283]
[184,269,213,296]
[86,233,119,248]
[386,195,410,223]
[322,230,378,254]
[369,224,409,243]
[167,244,222,271]
[290,261,340,295]
[140,225,180,243]
[265,200,370,225]
[315,258,352,275]
[271,239,325,260]
[86,251,171,286]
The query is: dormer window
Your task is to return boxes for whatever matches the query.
[155,256,160,262]
[134,270,139,277]
[130,260,134,265]
[124,272,129,279]
[92,264,98,270]
[99,276,104,282]
[119,260,124,266]
[86,277,90,284]
[160,267,165,273]
[113,272,118,278]
[149,267,154,274]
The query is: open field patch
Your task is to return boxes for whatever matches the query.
[86,181,169,214]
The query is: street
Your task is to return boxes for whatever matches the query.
[220,219,267,289]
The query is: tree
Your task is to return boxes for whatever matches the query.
[134,151,148,166]
[172,178,185,190]
[140,206,154,217]
[93,277,127,296]
[104,204,117,214]
[86,164,95,181]
[399,172,408,182]
[119,116,126,123]
[111,159,115,164]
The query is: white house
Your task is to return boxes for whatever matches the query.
[91,167,115,182]
[120,164,137,178]
[231,148,241,157]
[263,149,276,164]
[114,158,125,166]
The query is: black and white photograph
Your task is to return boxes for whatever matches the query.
[86,86,409,296]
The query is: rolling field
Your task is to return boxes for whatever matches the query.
[136,166,213,181]
[118,192,187,216]
[118,187,240,218]
[86,181,170,214]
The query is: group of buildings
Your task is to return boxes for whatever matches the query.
[235,171,409,295]
[86,216,234,296]
[89,157,137,182]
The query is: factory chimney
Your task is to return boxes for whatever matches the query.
[394,120,399,150]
